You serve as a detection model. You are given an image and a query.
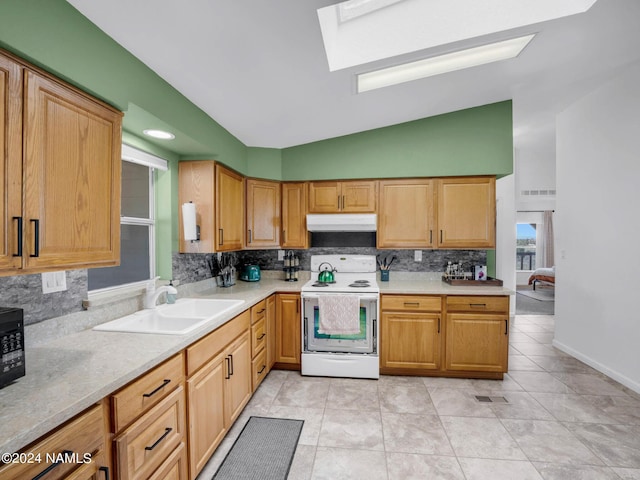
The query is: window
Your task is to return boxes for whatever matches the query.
[516,223,537,271]
[88,145,167,291]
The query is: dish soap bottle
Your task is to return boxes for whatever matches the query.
[166,280,177,304]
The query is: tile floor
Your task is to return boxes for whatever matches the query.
[197,314,640,479]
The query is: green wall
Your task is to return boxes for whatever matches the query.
[281,101,513,180]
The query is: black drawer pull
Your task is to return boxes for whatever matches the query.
[12,216,22,257]
[143,379,171,398]
[145,427,172,451]
[257,308,266,314]
[257,333,266,340]
[99,466,110,480]
[404,302,420,307]
[469,303,487,308]
[505,319,509,335]
[258,365,266,374]
[32,450,73,480]
[437,317,441,334]
[225,356,231,379]
[30,218,40,257]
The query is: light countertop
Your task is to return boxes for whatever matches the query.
[0,273,512,454]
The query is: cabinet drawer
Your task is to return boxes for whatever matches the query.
[381,295,442,312]
[0,404,106,480]
[251,299,267,324]
[147,442,188,480]
[252,347,268,391]
[251,317,267,357]
[115,385,186,480]
[446,296,509,313]
[187,310,250,376]
[112,353,184,433]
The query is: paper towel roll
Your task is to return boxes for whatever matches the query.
[182,202,198,240]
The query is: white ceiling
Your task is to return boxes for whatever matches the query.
[67,0,640,153]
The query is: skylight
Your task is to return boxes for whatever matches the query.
[318,0,598,72]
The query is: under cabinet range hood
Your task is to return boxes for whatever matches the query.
[306,214,377,232]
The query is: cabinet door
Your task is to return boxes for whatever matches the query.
[308,181,340,213]
[381,312,441,370]
[445,313,508,373]
[281,182,308,249]
[0,54,22,272]
[341,181,376,213]
[266,294,276,371]
[246,178,280,248]
[178,161,215,253]
[187,352,226,478]
[275,294,301,366]
[215,164,244,251]
[378,179,435,248]
[436,177,495,248]
[224,330,252,427]
[22,70,122,270]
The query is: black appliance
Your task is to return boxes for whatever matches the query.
[0,307,25,388]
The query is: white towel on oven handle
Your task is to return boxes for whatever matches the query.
[317,295,360,335]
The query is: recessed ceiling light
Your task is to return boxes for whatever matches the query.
[357,34,535,93]
[143,129,175,140]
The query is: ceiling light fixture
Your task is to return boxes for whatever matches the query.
[357,34,535,93]
[143,129,175,140]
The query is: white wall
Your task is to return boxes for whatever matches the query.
[496,174,516,316]
[555,62,640,393]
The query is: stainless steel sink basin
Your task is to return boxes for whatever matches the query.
[93,298,245,335]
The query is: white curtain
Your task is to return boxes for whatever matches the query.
[543,210,555,267]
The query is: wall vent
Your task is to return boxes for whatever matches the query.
[520,189,556,197]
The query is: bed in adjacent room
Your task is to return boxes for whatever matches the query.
[528,266,555,290]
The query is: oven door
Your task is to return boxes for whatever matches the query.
[302,294,378,354]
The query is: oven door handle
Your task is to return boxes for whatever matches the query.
[301,293,379,301]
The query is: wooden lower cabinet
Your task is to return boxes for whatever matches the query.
[381,295,442,373]
[381,294,509,378]
[0,402,111,480]
[275,293,301,368]
[186,311,252,480]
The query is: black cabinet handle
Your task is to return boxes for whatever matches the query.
[143,379,171,398]
[219,228,224,245]
[440,230,443,243]
[12,216,22,257]
[248,229,252,243]
[32,450,73,480]
[229,354,234,376]
[30,219,40,257]
[429,229,432,244]
[257,333,266,340]
[257,308,266,314]
[258,365,266,375]
[145,427,172,451]
[505,319,509,335]
[225,356,231,379]
[469,303,487,308]
[282,230,286,243]
[437,317,441,334]
[99,466,110,480]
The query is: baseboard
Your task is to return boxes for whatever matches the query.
[552,339,640,394]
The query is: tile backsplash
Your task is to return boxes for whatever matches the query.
[172,248,487,284]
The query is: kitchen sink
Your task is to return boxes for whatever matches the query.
[93,298,245,335]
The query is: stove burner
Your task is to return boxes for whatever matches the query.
[348,283,370,288]
[353,280,370,284]
[311,282,330,287]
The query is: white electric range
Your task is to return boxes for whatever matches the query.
[300,255,380,379]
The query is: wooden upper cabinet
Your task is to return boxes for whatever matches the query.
[436,177,496,249]
[246,178,280,249]
[1,50,122,276]
[378,179,435,249]
[0,53,22,272]
[308,180,376,213]
[215,164,244,251]
[178,161,215,253]
[281,182,308,249]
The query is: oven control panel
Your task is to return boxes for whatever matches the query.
[0,307,25,387]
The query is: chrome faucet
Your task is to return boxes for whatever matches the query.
[144,277,178,309]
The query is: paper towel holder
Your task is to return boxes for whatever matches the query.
[182,201,200,242]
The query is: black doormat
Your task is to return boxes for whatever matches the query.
[213,416,304,480]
